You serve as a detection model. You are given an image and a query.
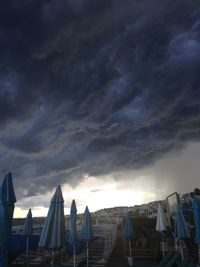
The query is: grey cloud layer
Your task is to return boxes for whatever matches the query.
[0,0,200,199]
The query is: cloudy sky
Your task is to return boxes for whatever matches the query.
[1,0,200,218]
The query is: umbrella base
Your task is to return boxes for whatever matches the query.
[127,256,133,266]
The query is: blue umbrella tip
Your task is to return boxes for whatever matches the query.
[28,209,32,216]
[85,206,89,212]
[56,185,62,192]
[1,172,17,204]
[71,199,77,212]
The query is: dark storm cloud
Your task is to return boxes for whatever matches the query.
[0,0,200,199]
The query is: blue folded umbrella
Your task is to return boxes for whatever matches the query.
[22,208,33,255]
[80,206,93,242]
[69,200,77,245]
[0,172,17,267]
[192,197,200,245]
[175,207,190,260]
[39,185,66,249]
[22,208,33,236]
[175,206,190,239]
[69,200,77,267]
[80,206,93,267]
[123,211,134,258]
[123,211,134,238]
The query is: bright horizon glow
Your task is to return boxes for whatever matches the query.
[13,174,161,218]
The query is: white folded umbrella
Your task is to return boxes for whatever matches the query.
[156,203,168,257]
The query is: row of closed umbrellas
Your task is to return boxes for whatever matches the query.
[123,202,200,263]
[0,173,93,267]
[38,185,93,267]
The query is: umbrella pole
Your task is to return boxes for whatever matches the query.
[60,248,62,263]
[51,249,55,267]
[73,244,76,267]
[161,232,165,258]
[26,236,29,256]
[180,240,184,260]
[87,241,89,267]
[128,238,132,257]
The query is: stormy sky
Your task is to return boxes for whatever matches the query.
[1,0,200,217]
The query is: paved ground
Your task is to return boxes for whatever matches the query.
[120,260,156,267]
[44,263,155,267]
[120,264,155,267]
[45,264,73,267]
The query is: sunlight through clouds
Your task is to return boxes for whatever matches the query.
[14,174,156,218]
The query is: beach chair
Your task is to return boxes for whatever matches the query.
[156,251,179,267]
[156,251,175,267]
[164,252,179,267]
[176,259,195,267]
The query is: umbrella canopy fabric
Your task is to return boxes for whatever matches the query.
[38,185,65,249]
[192,197,200,245]
[175,206,190,239]
[69,200,77,245]
[123,212,134,238]
[123,211,134,260]
[156,203,168,232]
[0,173,16,205]
[69,200,77,267]
[0,172,17,267]
[80,206,93,241]
[22,209,33,236]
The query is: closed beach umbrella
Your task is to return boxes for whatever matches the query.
[0,172,17,267]
[69,200,77,267]
[22,208,33,255]
[123,211,134,261]
[192,197,200,264]
[156,203,168,257]
[80,206,93,267]
[175,206,190,260]
[39,185,65,265]
[156,203,167,232]
[175,207,190,239]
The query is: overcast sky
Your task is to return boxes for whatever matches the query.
[0,0,200,218]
